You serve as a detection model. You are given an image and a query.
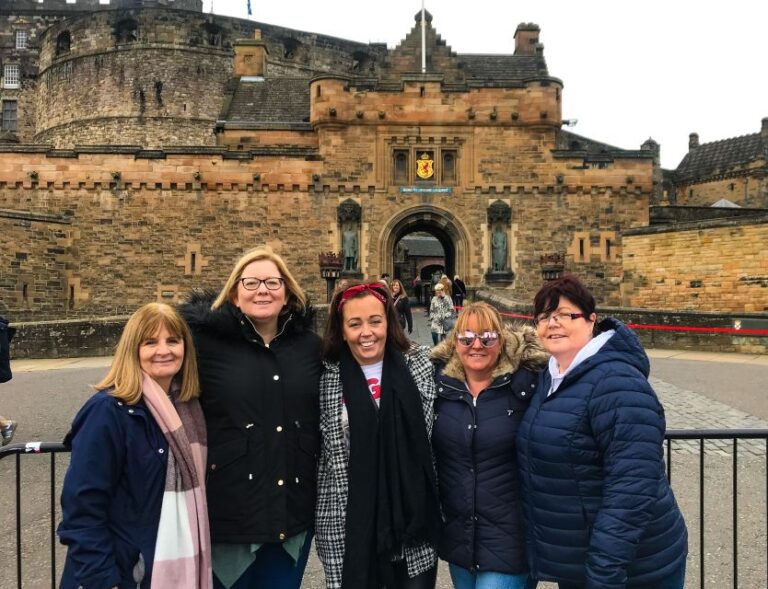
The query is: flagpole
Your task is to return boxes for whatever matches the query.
[421,0,426,73]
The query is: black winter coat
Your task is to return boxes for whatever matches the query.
[0,315,15,383]
[181,292,322,544]
[430,326,548,575]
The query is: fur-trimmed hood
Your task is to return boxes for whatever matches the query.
[179,288,316,341]
[430,323,548,383]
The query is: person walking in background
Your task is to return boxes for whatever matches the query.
[429,284,454,345]
[58,303,211,589]
[316,281,440,589]
[181,246,322,589]
[452,275,467,308]
[431,302,546,589]
[0,314,18,446]
[517,274,688,589]
[392,279,413,335]
[439,275,453,300]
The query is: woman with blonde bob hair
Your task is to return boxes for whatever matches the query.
[59,303,211,589]
[430,302,547,589]
[182,246,322,589]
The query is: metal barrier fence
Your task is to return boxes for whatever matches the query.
[2,431,768,588]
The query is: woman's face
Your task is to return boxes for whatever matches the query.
[392,282,401,296]
[535,295,595,371]
[139,325,184,392]
[233,259,287,326]
[342,294,388,366]
[456,315,501,378]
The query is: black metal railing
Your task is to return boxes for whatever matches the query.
[2,431,768,588]
[665,429,768,589]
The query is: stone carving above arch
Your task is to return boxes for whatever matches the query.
[487,199,511,225]
[337,198,361,223]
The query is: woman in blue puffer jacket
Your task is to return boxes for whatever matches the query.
[431,302,548,589]
[517,274,687,589]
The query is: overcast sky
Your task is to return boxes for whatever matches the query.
[203,0,767,170]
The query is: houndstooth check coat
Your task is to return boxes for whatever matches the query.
[315,344,438,589]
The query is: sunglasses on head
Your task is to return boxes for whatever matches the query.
[456,331,500,348]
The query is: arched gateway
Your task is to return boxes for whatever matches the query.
[379,205,471,284]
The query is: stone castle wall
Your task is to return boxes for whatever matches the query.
[675,163,767,208]
[622,216,768,313]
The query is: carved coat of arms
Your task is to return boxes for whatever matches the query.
[416,152,435,180]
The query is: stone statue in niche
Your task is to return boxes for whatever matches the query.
[342,223,359,271]
[491,226,507,272]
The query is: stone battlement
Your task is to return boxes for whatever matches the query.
[0,0,202,12]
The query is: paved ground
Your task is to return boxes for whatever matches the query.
[1,306,767,588]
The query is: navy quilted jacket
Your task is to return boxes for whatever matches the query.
[517,318,687,588]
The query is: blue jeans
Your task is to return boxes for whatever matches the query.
[449,563,538,589]
[212,530,313,589]
[557,562,686,589]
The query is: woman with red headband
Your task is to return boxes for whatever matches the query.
[315,281,441,589]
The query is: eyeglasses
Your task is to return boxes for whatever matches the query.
[533,312,585,326]
[238,277,284,291]
[456,331,500,348]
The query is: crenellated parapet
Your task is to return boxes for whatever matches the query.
[0,0,202,13]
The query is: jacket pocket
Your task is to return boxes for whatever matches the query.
[207,437,247,477]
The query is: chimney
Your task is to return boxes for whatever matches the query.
[514,23,540,56]
[233,29,269,77]
[688,132,699,150]
[762,117,768,139]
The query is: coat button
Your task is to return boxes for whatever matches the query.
[467,424,472,430]
[277,479,284,486]
[521,391,526,396]
[273,374,280,381]
[158,449,164,454]
[128,409,134,414]
[276,426,283,432]
[211,464,217,470]
[295,477,300,483]
[279,532,286,540]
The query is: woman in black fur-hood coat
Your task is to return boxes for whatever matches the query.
[179,247,322,589]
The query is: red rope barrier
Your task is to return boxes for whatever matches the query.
[462,306,768,336]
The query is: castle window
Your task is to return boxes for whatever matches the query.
[2,65,20,89]
[115,20,139,44]
[2,100,18,132]
[56,31,71,56]
[729,183,735,191]
[394,150,409,184]
[14,31,27,50]
[203,23,223,47]
[283,38,300,60]
[442,150,457,184]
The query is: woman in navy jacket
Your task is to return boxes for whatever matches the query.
[517,275,687,589]
[431,302,547,589]
[58,303,208,589]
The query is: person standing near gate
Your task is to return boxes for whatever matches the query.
[0,314,18,445]
[452,275,467,308]
[181,246,322,589]
[58,303,211,589]
[517,275,688,589]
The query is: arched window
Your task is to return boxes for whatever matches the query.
[442,151,456,184]
[394,151,408,184]
[56,31,71,56]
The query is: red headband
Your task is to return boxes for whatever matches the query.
[338,283,388,310]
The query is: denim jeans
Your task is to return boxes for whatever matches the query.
[557,562,686,589]
[212,530,313,589]
[449,563,538,589]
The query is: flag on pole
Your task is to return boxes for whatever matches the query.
[247,0,252,15]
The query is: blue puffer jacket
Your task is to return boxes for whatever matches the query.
[431,326,548,574]
[517,318,687,588]
[58,391,168,589]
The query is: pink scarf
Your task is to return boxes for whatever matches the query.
[141,372,212,589]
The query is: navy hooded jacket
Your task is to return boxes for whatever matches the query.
[516,318,687,588]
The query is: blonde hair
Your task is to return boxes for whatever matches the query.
[95,303,200,405]
[212,246,307,314]
[453,301,506,350]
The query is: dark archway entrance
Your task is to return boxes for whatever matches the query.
[379,205,470,302]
